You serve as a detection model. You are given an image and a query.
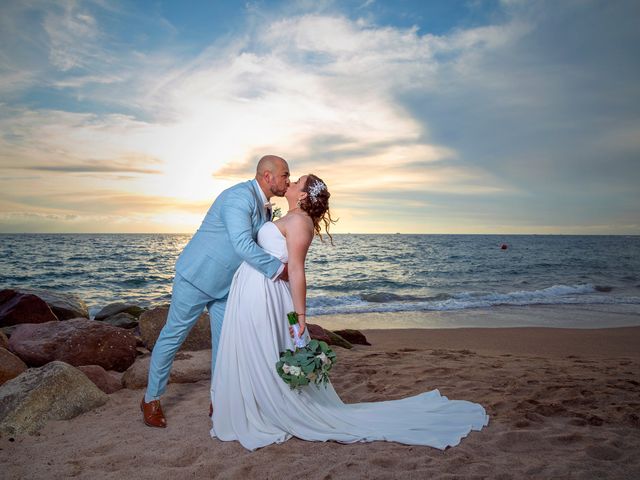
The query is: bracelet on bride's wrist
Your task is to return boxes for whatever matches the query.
[296,312,306,316]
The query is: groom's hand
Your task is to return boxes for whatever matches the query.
[277,263,289,282]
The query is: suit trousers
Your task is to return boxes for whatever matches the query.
[145,273,227,401]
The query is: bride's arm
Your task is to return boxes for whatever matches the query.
[285,215,314,334]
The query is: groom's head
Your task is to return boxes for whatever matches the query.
[256,155,290,198]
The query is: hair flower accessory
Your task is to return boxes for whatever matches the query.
[308,180,326,202]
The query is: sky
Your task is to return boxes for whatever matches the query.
[0,0,638,234]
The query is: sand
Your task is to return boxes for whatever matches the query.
[2,314,639,479]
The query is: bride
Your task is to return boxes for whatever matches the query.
[210,174,488,451]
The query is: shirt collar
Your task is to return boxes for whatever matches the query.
[253,179,269,206]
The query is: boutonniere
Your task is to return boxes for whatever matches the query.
[272,206,282,220]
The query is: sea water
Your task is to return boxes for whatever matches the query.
[1,234,639,321]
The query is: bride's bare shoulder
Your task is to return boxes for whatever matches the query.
[277,213,313,237]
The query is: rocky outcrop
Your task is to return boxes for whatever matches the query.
[325,330,353,349]
[307,323,331,343]
[333,329,371,346]
[0,330,8,349]
[307,324,331,344]
[138,306,210,351]
[0,348,27,386]
[77,365,123,394]
[122,350,211,389]
[101,312,138,329]
[0,289,59,326]
[0,361,107,436]
[20,289,89,320]
[8,318,137,372]
[306,324,354,348]
[95,302,144,320]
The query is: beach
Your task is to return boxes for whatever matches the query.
[2,306,639,479]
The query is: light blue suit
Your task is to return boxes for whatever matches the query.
[145,180,282,400]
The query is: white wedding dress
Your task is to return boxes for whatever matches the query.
[210,222,489,451]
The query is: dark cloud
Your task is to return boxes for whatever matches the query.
[398,1,640,202]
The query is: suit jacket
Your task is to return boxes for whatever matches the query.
[175,179,282,299]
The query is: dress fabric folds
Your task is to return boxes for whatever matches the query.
[210,222,489,451]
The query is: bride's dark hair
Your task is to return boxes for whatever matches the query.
[300,174,336,244]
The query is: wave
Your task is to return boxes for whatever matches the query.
[307,284,640,316]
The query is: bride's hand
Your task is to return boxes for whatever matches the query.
[288,321,306,338]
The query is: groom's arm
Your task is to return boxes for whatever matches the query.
[220,190,283,280]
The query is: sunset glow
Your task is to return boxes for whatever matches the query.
[1,1,638,234]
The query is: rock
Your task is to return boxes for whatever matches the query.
[0,289,59,326]
[8,318,137,372]
[21,289,89,320]
[333,329,371,346]
[325,330,353,349]
[0,361,107,436]
[0,330,8,349]
[122,350,211,389]
[139,306,210,351]
[0,348,27,386]
[307,323,331,344]
[1,326,17,338]
[101,312,138,329]
[77,365,123,394]
[136,346,150,356]
[307,324,352,348]
[95,302,145,320]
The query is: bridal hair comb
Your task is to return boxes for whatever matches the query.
[308,180,326,202]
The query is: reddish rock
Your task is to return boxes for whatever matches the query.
[21,289,89,320]
[307,323,331,343]
[0,289,59,327]
[8,318,137,372]
[306,324,352,348]
[0,330,8,349]
[333,329,371,346]
[325,330,353,349]
[0,347,28,385]
[78,365,123,394]
[139,306,210,351]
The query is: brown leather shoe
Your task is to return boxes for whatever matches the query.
[140,397,167,428]
[209,402,213,418]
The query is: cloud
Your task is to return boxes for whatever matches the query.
[22,160,162,175]
[43,2,100,71]
[0,1,638,233]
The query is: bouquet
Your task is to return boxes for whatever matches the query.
[275,312,337,390]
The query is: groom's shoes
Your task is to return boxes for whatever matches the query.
[140,397,167,428]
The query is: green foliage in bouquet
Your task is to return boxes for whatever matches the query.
[275,339,337,390]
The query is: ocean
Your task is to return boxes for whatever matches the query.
[1,234,639,324]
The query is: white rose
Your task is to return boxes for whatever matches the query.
[283,364,291,374]
[318,353,330,365]
[289,366,302,376]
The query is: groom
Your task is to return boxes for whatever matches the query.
[141,155,291,428]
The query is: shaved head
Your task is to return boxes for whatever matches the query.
[256,155,286,176]
[255,155,290,199]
